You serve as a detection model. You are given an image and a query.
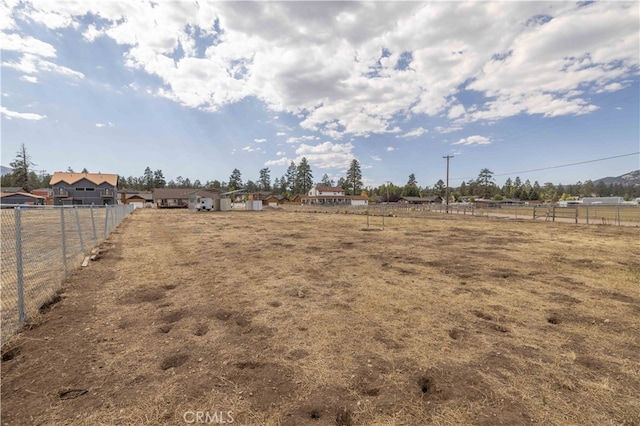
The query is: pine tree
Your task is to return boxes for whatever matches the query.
[153,170,166,188]
[320,173,333,186]
[10,143,35,192]
[295,157,313,194]
[345,159,363,195]
[143,166,154,191]
[285,161,297,194]
[228,169,243,191]
[259,167,271,191]
[403,173,419,197]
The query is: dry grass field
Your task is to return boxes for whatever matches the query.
[2,208,639,425]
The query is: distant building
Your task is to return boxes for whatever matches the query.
[301,185,369,206]
[50,172,118,205]
[582,197,624,205]
[0,192,45,206]
[153,188,220,208]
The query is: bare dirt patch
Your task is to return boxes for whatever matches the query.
[2,209,639,425]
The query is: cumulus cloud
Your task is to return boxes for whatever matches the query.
[386,147,395,152]
[96,122,115,128]
[397,127,428,138]
[2,1,637,137]
[435,125,463,134]
[286,135,317,144]
[1,106,46,120]
[254,138,267,143]
[3,53,84,79]
[294,141,355,169]
[452,135,491,146]
[1,33,56,57]
[20,75,38,83]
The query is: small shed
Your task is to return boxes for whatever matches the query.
[0,192,46,206]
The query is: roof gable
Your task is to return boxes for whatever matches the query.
[315,185,344,192]
[50,172,118,186]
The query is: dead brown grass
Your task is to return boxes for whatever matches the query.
[2,208,639,425]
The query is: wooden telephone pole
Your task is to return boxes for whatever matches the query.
[443,155,453,213]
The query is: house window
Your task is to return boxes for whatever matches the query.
[85,188,95,191]
[76,187,85,191]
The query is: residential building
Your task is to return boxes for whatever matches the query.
[153,188,220,208]
[50,172,118,205]
[301,185,369,206]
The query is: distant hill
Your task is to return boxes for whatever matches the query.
[594,170,640,186]
[0,166,11,176]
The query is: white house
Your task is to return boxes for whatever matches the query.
[308,185,345,197]
[582,197,624,205]
[302,185,368,206]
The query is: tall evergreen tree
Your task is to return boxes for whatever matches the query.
[143,166,154,191]
[320,173,333,186]
[285,161,297,194]
[295,157,313,194]
[228,169,243,191]
[477,168,495,198]
[10,143,35,191]
[403,173,420,197]
[259,167,271,191]
[433,179,445,197]
[345,159,363,195]
[153,169,166,188]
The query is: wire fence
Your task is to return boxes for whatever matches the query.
[284,203,640,226]
[1,204,135,346]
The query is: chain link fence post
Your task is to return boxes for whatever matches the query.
[60,206,67,278]
[74,206,85,253]
[103,205,110,237]
[90,205,97,240]
[14,208,26,325]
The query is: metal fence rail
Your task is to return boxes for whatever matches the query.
[1,204,134,346]
[284,203,640,226]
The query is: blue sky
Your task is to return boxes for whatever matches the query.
[1,1,639,189]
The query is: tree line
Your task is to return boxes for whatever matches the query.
[2,144,639,201]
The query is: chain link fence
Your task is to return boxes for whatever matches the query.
[1,204,135,346]
[284,203,640,226]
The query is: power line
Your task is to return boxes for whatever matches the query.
[452,152,640,181]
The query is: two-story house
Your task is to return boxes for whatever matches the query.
[302,185,368,206]
[50,172,118,205]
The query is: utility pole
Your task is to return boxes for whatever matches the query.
[385,181,391,204]
[443,155,453,213]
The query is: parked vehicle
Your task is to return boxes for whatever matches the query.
[196,197,213,211]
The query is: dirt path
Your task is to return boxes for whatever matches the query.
[2,209,639,425]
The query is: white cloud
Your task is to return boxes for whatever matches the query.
[2,1,637,137]
[1,106,46,120]
[264,157,290,167]
[447,104,466,119]
[286,135,317,144]
[293,141,355,169]
[397,127,428,138]
[452,135,491,146]
[96,122,115,128]
[276,132,286,136]
[20,75,38,83]
[0,33,56,57]
[435,125,463,134]
[276,151,286,156]
[372,155,381,161]
[254,138,267,143]
[386,147,395,152]
[3,54,84,79]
